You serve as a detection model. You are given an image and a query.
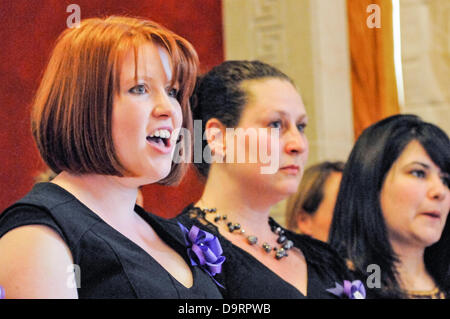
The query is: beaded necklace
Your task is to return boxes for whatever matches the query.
[200,207,294,260]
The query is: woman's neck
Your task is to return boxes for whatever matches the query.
[51,171,139,225]
[391,241,436,292]
[197,166,277,235]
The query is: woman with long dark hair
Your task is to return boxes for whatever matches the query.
[329,114,450,298]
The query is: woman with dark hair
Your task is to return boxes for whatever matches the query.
[175,60,352,299]
[329,114,450,299]
[0,16,222,298]
[285,161,345,242]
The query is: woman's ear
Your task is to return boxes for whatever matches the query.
[205,118,226,162]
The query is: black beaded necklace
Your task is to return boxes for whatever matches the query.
[200,207,294,260]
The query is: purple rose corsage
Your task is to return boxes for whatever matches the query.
[0,285,5,299]
[178,222,226,288]
[327,280,366,299]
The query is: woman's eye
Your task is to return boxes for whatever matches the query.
[167,87,179,98]
[297,123,307,133]
[268,120,282,129]
[411,169,426,178]
[129,84,147,95]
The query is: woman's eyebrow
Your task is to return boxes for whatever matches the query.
[409,161,430,169]
[262,110,307,121]
[134,75,154,82]
[408,161,449,179]
[121,75,154,86]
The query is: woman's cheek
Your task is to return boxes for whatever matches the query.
[256,129,277,164]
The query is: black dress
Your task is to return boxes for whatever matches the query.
[175,204,354,299]
[0,183,223,299]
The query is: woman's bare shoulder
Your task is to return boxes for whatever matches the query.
[0,225,78,298]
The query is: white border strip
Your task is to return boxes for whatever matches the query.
[392,0,405,109]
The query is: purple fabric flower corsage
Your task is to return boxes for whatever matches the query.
[327,280,366,299]
[0,285,5,299]
[178,222,226,288]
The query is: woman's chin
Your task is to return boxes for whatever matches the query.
[130,165,172,185]
[276,181,301,196]
[152,167,172,182]
[266,185,298,203]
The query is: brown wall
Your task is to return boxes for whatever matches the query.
[0,0,223,216]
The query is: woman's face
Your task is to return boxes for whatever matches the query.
[112,43,182,183]
[380,140,450,250]
[224,78,309,202]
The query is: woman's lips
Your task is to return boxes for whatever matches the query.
[420,211,441,219]
[146,126,174,154]
[279,165,300,175]
[146,137,172,154]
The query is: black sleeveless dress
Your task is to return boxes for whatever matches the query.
[175,204,354,299]
[0,183,223,299]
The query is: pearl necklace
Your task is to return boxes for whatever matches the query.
[200,207,294,260]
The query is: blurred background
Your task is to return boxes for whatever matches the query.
[0,0,448,225]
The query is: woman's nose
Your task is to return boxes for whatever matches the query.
[284,128,307,155]
[152,91,175,118]
[428,174,448,201]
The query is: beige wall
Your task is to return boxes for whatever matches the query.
[399,0,450,135]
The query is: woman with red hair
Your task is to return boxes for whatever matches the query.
[0,16,222,299]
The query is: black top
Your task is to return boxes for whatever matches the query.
[175,204,354,299]
[0,183,222,299]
